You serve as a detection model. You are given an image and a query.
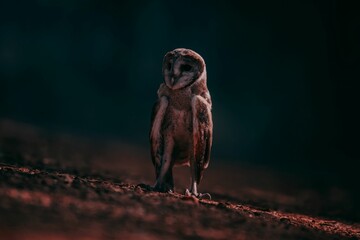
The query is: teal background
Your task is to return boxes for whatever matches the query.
[0,1,359,184]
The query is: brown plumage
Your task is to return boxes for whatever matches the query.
[150,48,213,198]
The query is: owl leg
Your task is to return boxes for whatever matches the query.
[185,159,211,200]
[164,167,174,190]
[185,96,211,199]
[153,138,174,192]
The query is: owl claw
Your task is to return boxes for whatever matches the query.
[184,189,211,200]
[153,182,174,193]
[136,183,152,191]
[198,193,212,200]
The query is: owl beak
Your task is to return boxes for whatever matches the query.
[170,77,176,86]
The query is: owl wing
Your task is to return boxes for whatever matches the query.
[192,94,213,184]
[150,96,168,178]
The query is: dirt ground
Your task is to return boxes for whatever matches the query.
[0,120,359,240]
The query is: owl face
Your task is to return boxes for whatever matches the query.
[162,48,205,90]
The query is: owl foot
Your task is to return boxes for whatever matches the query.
[153,182,174,193]
[136,183,173,193]
[185,189,211,200]
[136,183,152,191]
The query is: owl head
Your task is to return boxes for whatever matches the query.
[162,48,206,90]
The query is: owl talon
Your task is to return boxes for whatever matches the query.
[136,183,152,191]
[198,193,212,200]
[184,189,211,200]
[153,182,174,193]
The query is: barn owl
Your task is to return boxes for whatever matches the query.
[150,48,213,199]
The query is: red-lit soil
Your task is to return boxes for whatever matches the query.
[0,120,359,240]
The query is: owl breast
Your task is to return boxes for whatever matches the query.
[162,90,193,166]
[168,87,193,110]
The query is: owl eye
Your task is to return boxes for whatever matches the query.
[180,64,192,72]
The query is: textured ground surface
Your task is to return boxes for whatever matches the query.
[0,120,359,240]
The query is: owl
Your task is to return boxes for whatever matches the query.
[150,48,213,199]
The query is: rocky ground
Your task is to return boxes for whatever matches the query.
[0,120,359,240]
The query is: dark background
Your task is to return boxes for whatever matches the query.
[0,1,359,186]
